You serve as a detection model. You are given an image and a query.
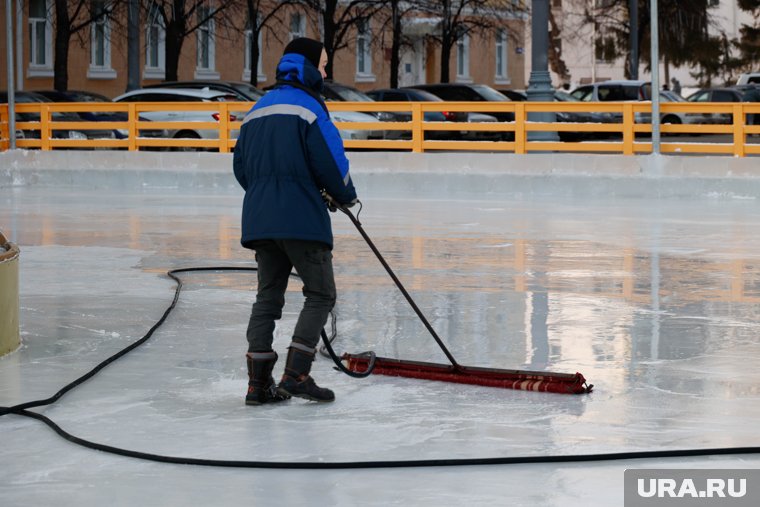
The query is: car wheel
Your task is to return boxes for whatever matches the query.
[171,130,203,152]
[661,115,681,137]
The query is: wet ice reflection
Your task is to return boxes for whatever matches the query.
[1,183,760,506]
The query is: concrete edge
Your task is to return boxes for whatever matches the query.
[2,150,760,199]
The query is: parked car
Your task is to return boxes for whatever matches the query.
[406,83,515,140]
[497,88,616,140]
[1,90,115,143]
[330,110,385,141]
[736,72,760,86]
[321,81,404,139]
[570,80,652,102]
[33,89,166,140]
[112,88,240,149]
[625,90,704,135]
[144,80,265,101]
[569,80,653,128]
[366,87,464,140]
[684,87,743,124]
[497,89,528,102]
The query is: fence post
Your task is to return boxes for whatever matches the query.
[733,103,745,158]
[411,103,423,153]
[40,104,51,150]
[128,104,137,151]
[622,103,634,155]
[219,103,229,153]
[515,103,526,154]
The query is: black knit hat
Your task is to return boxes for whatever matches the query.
[283,37,324,68]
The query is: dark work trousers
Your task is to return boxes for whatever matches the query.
[246,239,336,353]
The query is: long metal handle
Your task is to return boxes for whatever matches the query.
[337,203,460,369]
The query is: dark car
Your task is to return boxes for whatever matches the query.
[685,87,744,124]
[322,81,403,121]
[406,83,515,140]
[321,81,409,139]
[366,88,464,140]
[496,88,611,140]
[145,80,265,101]
[32,89,165,140]
[498,89,528,102]
[1,90,115,143]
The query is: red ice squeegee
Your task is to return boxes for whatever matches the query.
[342,354,592,394]
[329,197,593,395]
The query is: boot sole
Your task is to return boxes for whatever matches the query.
[277,387,334,403]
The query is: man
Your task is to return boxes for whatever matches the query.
[233,38,358,405]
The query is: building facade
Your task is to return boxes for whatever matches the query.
[1,1,527,99]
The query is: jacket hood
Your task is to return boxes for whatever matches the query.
[276,53,324,94]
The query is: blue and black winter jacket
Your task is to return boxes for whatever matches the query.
[233,53,357,250]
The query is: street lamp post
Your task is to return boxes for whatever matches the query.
[5,0,16,149]
[526,0,559,142]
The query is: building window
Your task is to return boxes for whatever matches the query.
[289,13,305,40]
[495,29,509,82]
[355,18,374,81]
[144,2,165,80]
[456,33,471,81]
[88,0,116,79]
[28,0,53,77]
[195,3,219,78]
[243,13,265,83]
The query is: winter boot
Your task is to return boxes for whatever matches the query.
[277,342,335,402]
[246,351,290,405]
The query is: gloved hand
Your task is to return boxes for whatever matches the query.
[320,189,338,212]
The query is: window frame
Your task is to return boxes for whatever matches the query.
[88,0,116,79]
[455,33,472,83]
[144,2,166,80]
[494,29,510,84]
[289,12,305,41]
[194,2,220,79]
[27,0,53,77]
[355,18,375,83]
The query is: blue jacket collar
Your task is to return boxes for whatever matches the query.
[276,53,324,94]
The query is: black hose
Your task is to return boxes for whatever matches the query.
[1,266,759,468]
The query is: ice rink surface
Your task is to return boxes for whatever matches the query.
[2,156,760,506]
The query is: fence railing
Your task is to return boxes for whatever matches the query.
[1,100,760,156]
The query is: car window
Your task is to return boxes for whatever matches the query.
[330,85,374,102]
[713,90,739,102]
[471,84,510,101]
[687,91,709,102]
[570,87,593,101]
[554,91,579,102]
[384,91,409,101]
[71,92,110,102]
[598,85,626,101]
[432,87,475,101]
[410,89,443,101]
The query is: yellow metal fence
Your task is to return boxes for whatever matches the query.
[1,100,760,156]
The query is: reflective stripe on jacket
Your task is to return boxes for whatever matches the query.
[233,53,357,249]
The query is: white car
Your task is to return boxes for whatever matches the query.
[329,110,385,140]
[112,88,240,148]
[637,90,704,128]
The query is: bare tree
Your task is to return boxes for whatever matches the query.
[141,0,237,82]
[52,0,121,91]
[238,0,297,86]
[300,0,384,80]
[417,0,518,83]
